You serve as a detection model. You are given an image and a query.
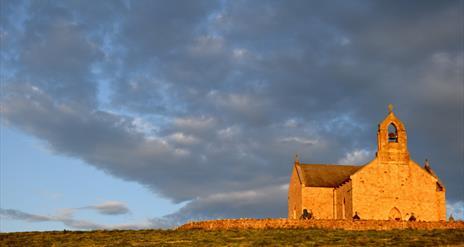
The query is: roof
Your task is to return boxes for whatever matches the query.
[299,164,363,187]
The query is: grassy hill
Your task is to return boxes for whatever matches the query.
[1,228,464,246]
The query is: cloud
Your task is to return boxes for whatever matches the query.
[1,0,462,227]
[151,184,289,226]
[81,201,130,215]
[0,209,52,222]
[338,149,372,165]
[175,184,289,219]
[1,201,135,230]
[0,208,151,230]
[167,133,199,145]
[447,201,464,220]
[280,137,318,146]
[173,116,216,131]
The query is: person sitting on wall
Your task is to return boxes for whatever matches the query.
[300,209,312,220]
[408,213,416,222]
[352,211,360,220]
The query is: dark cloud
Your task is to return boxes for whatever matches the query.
[1,0,462,227]
[169,184,289,221]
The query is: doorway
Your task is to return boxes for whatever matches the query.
[388,207,402,221]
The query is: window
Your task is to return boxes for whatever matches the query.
[388,123,398,142]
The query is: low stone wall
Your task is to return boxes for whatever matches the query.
[177,218,464,231]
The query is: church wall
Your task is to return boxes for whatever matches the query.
[436,190,446,220]
[351,158,446,221]
[287,108,446,222]
[301,187,334,219]
[288,165,302,219]
[335,180,353,219]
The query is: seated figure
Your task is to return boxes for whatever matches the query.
[352,211,360,220]
[408,213,416,222]
[300,209,313,220]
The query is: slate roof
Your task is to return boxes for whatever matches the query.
[298,164,363,187]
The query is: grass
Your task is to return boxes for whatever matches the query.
[1,228,463,246]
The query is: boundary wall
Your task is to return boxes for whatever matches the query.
[178,219,464,231]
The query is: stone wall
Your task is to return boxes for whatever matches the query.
[437,189,446,220]
[178,219,464,231]
[376,112,410,164]
[301,187,334,219]
[351,159,446,221]
[287,110,446,221]
[335,180,352,219]
[288,165,302,219]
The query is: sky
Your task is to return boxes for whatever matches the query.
[0,0,463,232]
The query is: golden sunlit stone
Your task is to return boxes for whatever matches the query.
[288,106,446,221]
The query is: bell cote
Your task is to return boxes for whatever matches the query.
[376,104,410,163]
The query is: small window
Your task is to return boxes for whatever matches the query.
[388,123,398,142]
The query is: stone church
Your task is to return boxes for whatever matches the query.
[288,106,446,221]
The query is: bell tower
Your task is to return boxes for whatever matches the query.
[376,104,410,164]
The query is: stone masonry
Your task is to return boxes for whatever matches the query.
[288,105,446,221]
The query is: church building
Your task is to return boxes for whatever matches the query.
[288,106,446,221]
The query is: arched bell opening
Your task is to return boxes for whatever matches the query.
[388,123,398,143]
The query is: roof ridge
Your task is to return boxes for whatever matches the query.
[300,163,362,167]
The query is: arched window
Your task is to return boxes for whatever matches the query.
[388,123,398,143]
